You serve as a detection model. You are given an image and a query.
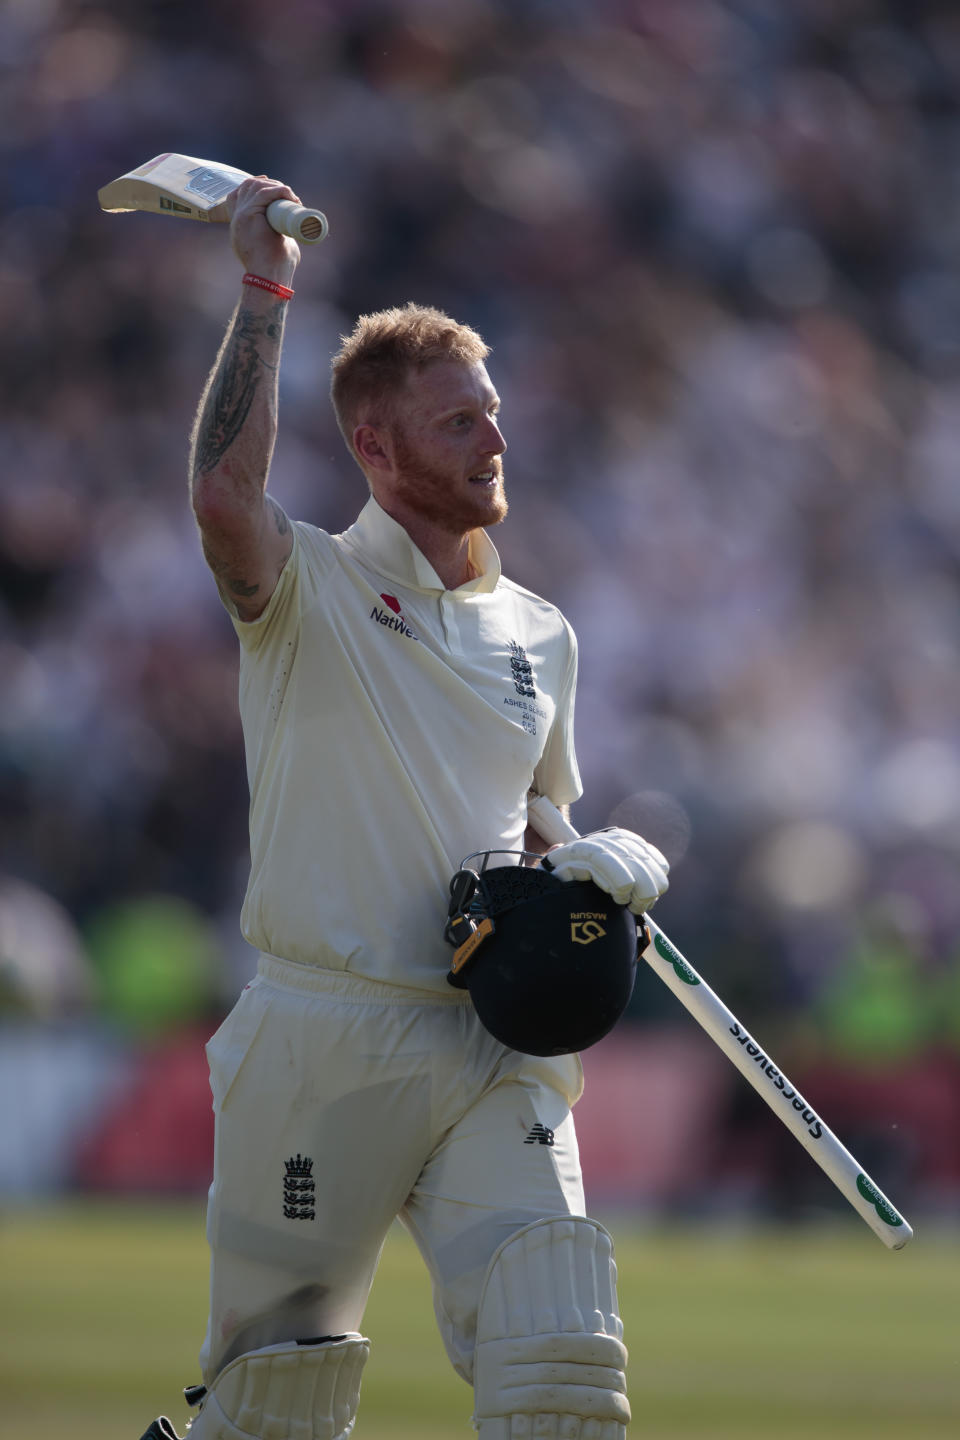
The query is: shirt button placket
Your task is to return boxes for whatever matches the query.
[439,594,463,654]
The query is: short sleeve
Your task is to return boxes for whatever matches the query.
[225,521,336,653]
[533,620,582,806]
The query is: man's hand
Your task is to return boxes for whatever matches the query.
[543,826,669,914]
[227,176,301,283]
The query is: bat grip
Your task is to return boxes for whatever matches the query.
[527,793,580,846]
[529,792,651,943]
[265,199,329,245]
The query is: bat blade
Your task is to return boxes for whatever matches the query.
[98,153,329,244]
[97,153,249,223]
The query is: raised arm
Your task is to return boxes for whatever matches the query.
[190,176,301,620]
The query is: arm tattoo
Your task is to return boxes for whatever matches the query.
[269,496,290,536]
[201,538,260,604]
[228,577,260,599]
[192,305,284,477]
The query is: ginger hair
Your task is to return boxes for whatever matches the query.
[330,302,490,463]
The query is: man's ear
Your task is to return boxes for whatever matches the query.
[353,423,393,472]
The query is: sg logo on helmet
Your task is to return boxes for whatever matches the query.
[571,919,607,945]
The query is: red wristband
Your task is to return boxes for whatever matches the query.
[242,273,295,300]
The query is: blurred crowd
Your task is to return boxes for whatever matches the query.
[2,0,960,1203]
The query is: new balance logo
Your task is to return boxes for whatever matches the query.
[524,1123,555,1146]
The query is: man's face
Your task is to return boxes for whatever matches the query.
[386,360,508,533]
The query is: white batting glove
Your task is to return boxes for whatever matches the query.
[544,826,669,914]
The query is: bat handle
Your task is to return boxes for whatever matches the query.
[527,793,581,846]
[265,199,329,246]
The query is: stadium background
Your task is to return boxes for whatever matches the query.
[1,1,959,1434]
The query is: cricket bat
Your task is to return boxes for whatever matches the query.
[98,153,329,245]
[526,793,913,1250]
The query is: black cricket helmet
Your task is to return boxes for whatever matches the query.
[444,851,639,1055]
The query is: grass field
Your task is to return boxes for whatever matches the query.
[0,1202,957,1439]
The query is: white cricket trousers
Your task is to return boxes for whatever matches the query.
[199,954,586,1386]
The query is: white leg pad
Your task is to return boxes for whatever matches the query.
[185,1335,370,1440]
[472,1217,630,1439]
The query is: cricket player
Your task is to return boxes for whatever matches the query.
[139,175,669,1440]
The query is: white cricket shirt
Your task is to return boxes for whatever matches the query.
[226,497,582,992]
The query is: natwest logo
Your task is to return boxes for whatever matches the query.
[370,593,419,640]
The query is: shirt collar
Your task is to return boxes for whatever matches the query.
[341,496,502,595]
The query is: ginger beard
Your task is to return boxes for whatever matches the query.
[390,425,508,534]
